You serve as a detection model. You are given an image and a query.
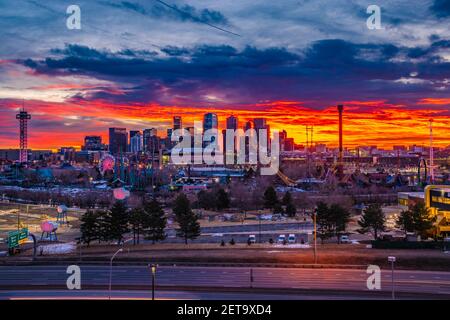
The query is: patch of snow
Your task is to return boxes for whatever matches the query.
[38,242,76,255]
[272,244,311,249]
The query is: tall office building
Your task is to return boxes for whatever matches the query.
[109,128,128,155]
[83,136,104,151]
[244,120,253,163]
[173,116,182,130]
[253,118,271,156]
[143,128,159,153]
[203,113,218,149]
[203,113,218,132]
[129,130,142,153]
[226,115,238,131]
[223,115,238,162]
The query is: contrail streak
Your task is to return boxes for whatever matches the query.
[154,0,241,37]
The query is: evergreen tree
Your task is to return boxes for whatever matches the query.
[143,199,167,244]
[96,209,109,243]
[315,202,334,243]
[282,191,296,217]
[273,202,284,215]
[282,192,292,206]
[79,210,99,246]
[396,209,414,237]
[263,186,278,209]
[285,202,297,217]
[197,190,216,210]
[410,202,435,238]
[104,201,129,244]
[128,207,145,245]
[329,203,351,243]
[216,188,230,210]
[173,193,201,244]
[357,204,386,240]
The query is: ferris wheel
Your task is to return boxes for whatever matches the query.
[99,154,115,175]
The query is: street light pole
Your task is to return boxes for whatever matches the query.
[313,211,317,264]
[150,264,157,300]
[259,213,262,244]
[388,256,396,300]
[109,248,123,300]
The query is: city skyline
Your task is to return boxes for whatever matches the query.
[1,1,450,150]
[1,101,449,151]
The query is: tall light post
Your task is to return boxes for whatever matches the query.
[313,211,317,264]
[388,256,396,300]
[150,264,157,300]
[258,212,262,244]
[109,248,123,300]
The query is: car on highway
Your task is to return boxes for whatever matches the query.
[288,234,296,244]
[248,234,256,244]
[277,234,286,244]
[340,235,351,243]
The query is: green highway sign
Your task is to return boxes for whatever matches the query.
[8,228,28,249]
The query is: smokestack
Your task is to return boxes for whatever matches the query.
[429,119,434,183]
[337,105,344,163]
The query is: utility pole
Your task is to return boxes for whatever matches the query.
[337,105,344,164]
[388,256,396,300]
[109,248,123,300]
[429,119,434,184]
[258,212,262,244]
[313,211,317,264]
[150,264,157,300]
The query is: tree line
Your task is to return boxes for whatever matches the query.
[79,193,200,246]
[356,202,435,240]
[262,186,297,217]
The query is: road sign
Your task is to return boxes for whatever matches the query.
[388,256,396,262]
[8,228,28,248]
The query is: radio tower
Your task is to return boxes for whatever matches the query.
[16,106,31,163]
[305,125,314,152]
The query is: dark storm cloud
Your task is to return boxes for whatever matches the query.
[406,39,450,59]
[17,40,450,106]
[430,0,450,18]
[100,0,229,26]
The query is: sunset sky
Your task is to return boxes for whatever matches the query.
[1,0,449,150]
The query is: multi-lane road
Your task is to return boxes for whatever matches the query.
[1,265,450,299]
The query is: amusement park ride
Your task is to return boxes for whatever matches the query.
[277,109,439,190]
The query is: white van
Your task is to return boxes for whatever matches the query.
[248,234,256,244]
[277,234,286,244]
[340,235,350,243]
[288,234,296,244]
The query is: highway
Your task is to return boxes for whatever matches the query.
[1,265,450,299]
[0,289,380,300]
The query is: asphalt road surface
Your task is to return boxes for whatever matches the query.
[1,265,450,299]
[0,289,382,300]
[162,222,313,243]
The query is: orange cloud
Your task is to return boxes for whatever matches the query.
[418,98,450,105]
[0,99,449,151]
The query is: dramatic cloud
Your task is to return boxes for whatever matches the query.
[430,0,450,18]
[100,0,231,28]
[16,40,450,107]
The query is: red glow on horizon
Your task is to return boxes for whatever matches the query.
[0,98,449,151]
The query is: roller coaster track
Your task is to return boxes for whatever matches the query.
[276,170,297,187]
